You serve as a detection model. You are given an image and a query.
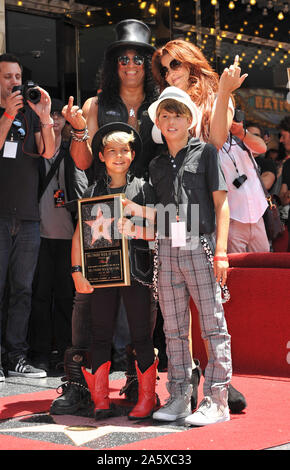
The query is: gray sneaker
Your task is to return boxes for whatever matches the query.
[185,396,230,426]
[152,395,191,422]
[8,357,47,378]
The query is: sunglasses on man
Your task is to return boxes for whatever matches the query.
[160,59,182,79]
[118,55,144,66]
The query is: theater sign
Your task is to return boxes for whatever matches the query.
[235,88,290,130]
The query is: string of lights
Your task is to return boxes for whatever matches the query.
[4,0,289,71]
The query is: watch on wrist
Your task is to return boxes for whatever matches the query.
[71,265,82,274]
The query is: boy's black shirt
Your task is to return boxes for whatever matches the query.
[149,137,227,236]
[82,172,156,284]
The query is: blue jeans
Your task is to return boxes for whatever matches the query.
[0,217,40,362]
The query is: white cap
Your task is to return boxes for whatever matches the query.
[148,86,198,129]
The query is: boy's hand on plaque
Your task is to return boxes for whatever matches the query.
[117,217,135,238]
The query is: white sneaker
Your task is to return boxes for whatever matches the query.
[153,395,191,422]
[185,396,230,426]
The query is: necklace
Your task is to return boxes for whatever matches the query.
[122,94,145,120]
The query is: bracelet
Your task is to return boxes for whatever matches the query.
[4,111,14,120]
[70,128,89,142]
[41,118,54,128]
[71,126,87,132]
[213,256,228,261]
[71,265,82,273]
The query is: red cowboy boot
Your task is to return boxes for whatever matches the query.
[128,359,159,420]
[82,361,111,418]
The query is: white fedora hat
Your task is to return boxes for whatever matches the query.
[148,86,199,129]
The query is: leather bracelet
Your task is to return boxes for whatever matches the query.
[71,126,87,132]
[71,265,82,273]
[213,256,228,261]
[4,111,14,120]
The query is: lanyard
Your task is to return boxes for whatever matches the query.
[47,148,61,188]
[172,149,190,221]
[223,139,241,176]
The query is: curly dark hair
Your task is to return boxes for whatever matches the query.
[279,115,290,133]
[99,46,158,104]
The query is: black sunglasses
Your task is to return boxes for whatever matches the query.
[118,55,144,66]
[160,59,182,78]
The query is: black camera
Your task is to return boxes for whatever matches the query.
[233,174,247,188]
[233,108,245,123]
[12,80,41,105]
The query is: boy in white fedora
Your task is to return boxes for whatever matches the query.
[145,86,232,425]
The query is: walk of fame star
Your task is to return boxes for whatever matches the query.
[0,414,182,447]
[85,206,114,245]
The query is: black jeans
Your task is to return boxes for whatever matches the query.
[0,217,40,362]
[29,238,74,356]
[90,282,154,374]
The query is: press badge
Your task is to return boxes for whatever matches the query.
[53,189,65,208]
[171,221,186,247]
[3,141,18,159]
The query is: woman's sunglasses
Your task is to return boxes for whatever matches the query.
[118,55,144,66]
[160,59,182,78]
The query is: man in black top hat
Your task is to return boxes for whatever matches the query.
[63,19,158,181]
[50,20,161,416]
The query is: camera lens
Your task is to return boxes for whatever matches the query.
[26,87,41,104]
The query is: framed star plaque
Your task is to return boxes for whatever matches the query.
[78,193,131,288]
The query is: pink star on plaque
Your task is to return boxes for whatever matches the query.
[85,206,114,245]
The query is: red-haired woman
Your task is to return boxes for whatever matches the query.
[152,39,264,154]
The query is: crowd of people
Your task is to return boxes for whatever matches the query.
[0,19,289,428]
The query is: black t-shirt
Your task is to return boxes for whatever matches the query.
[0,106,41,220]
[256,156,277,192]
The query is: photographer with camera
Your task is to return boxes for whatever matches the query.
[0,53,55,381]
[219,111,269,253]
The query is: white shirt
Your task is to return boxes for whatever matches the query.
[219,139,268,223]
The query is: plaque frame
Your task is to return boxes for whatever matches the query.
[78,193,131,288]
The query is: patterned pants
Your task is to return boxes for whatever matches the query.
[158,236,232,402]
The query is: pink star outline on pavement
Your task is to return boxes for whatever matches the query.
[85,205,115,245]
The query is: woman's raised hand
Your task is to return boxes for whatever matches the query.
[219,55,248,94]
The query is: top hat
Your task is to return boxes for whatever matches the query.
[148,86,199,129]
[91,122,143,160]
[105,19,155,56]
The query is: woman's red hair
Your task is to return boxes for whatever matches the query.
[152,39,220,141]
